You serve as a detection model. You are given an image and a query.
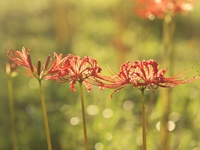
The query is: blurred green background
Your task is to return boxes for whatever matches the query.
[1,0,200,150]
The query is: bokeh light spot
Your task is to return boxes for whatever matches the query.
[102,108,113,118]
[95,142,104,150]
[168,121,176,131]
[86,105,99,115]
[148,13,155,20]
[124,121,134,130]
[104,132,113,141]
[60,104,70,111]
[156,121,176,131]
[155,0,161,3]
[181,3,194,11]
[189,87,199,99]
[70,117,79,125]
[156,121,160,131]
[169,112,180,122]
[123,100,134,110]
[26,104,35,114]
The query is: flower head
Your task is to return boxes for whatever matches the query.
[103,59,199,98]
[57,54,104,92]
[5,47,66,81]
[134,0,194,20]
[132,60,167,88]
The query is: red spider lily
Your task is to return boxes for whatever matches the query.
[134,0,194,19]
[103,59,199,98]
[57,54,104,92]
[5,47,67,81]
[131,59,198,88]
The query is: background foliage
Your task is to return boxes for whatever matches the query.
[1,0,200,150]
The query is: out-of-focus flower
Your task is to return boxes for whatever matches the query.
[134,0,194,20]
[5,60,18,77]
[57,54,104,92]
[103,59,199,98]
[5,47,66,81]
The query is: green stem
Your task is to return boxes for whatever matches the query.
[141,89,147,150]
[160,18,171,150]
[160,16,175,150]
[39,81,52,150]
[79,82,89,150]
[7,77,18,150]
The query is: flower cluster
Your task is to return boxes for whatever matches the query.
[5,47,104,91]
[5,47,199,97]
[134,0,194,19]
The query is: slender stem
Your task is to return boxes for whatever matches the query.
[39,81,52,150]
[141,89,147,150]
[160,16,175,150]
[7,77,18,150]
[79,82,89,150]
[160,18,171,150]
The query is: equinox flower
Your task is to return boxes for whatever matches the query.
[55,54,105,150]
[104,59,199,98]
[4,47,68,150]
[134,0,194,19]
[57,54,104,92]
[5,47,67,81]
[132,60,198,88]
